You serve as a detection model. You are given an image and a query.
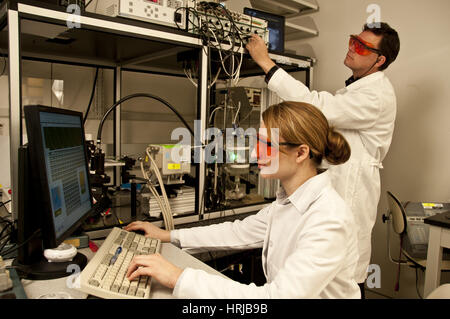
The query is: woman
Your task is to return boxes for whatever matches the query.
[125,101,360,298]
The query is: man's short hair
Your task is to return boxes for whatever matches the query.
[363,22,400,71]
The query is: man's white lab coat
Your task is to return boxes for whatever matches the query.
[267,69,397,282]
[171,172,360,299]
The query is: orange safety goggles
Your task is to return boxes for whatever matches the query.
[349,35,382,56]
[256,133,300,159]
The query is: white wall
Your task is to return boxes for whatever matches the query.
[226,0,450,298]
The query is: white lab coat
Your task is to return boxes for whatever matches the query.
[171,172,360,299]
[268,69,397,282]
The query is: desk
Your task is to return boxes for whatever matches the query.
[423,211,450,297]
[12,242,226,299]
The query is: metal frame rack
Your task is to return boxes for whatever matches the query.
[1,0,314,229]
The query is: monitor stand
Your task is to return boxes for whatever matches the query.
[12,253,87,280]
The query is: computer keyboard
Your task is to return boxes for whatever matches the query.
[79,227,161,299]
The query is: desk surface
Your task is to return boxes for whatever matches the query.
[14,242,226,299]
[424,211,450,229]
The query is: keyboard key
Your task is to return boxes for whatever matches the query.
[138,276,148,288]
[111,282,120,292]
[79,227,160,299]
[128,279,139,296]
[101,254,113,265]
[119,280,130,294]
[88,278,100,287]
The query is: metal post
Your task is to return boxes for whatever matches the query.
[7,9,22,220]
[306,66,314,90]
[198,48,208,219]
[114,66,122,187]
[424,226,444,297]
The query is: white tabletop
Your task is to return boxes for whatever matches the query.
[15,242,226,299]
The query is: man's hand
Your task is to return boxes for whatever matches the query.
[245,34,276,74]
[126,253,183,289]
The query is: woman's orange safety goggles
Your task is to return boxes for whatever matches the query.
[349,35,382,56]
[256,133,300,159]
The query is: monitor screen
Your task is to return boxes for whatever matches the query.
[244,7,285,54]
[13,105,93,279]
[24,105,93,247]
[39,111,92,240]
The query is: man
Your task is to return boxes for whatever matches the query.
[246,23,400,298]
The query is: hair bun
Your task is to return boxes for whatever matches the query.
[325,127,351,165]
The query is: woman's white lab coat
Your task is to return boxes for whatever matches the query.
[170,172,360,299]
[267,69,397,283]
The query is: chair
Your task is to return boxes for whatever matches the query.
[426,284,450,299]
[383,191,426,269]
[383,191,450,295]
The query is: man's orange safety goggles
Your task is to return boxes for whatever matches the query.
[349,35,382,56]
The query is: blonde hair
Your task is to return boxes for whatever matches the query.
[262,101,351,165]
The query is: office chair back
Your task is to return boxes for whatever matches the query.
[386,191,407,235]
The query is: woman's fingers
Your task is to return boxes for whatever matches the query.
[123,221,143,231]
[127,266,150,282]
[126,255,157,280]
[125,253,182,289]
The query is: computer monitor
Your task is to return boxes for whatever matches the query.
[244,7,285,54]
[13,105,96,279]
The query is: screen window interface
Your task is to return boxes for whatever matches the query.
[39,112,91,239]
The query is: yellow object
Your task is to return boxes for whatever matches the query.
[168,163,181,170]
[422,203,443,209]
[64,238,80,248]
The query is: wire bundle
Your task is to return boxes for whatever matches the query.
[176,1,247,87]
[140,148,174,231]
[0,201,14,257]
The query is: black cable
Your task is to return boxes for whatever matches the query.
[83,67,99,126]
[0,217,13,237]
[0,227,12,251]
[96,93,195,146]
[0,229,41,257]
[0,53,6,77]
[0,200,11,215]
[0,232,12,254]
[415,267,423,299]
[0,199,11,208]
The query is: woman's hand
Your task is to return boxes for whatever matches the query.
[124,221,171,242]
[126,253,183,289]
[245,34,276,74]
